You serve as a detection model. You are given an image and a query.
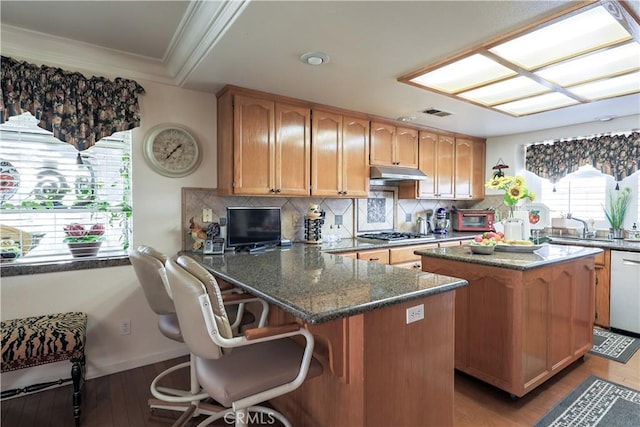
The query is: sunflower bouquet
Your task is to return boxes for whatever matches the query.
[485,175,536,216]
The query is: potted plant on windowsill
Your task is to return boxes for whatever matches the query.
[603,187,632,239]
[63,223,105,257]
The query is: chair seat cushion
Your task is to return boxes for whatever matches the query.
[195,337,323,407]
[1,312,87,372]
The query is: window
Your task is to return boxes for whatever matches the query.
[0,113,132,263]
[527,165,640,230]
[539,166,608,221]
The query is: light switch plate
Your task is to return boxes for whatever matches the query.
[202,208,213,222]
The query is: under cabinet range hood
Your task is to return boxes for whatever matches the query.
[370,166,428,184]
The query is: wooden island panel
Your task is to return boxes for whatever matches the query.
[424,256,594,397]
[269,291,455,426]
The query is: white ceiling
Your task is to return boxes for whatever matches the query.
[1,0,639,139]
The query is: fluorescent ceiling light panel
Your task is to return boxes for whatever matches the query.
[410,54,515,93]
[535,42,640,86]
[568,71,640,100]
[398,1,639,117]
[489,6,631,70]
[494,92,579,116]
[458,76,551,105]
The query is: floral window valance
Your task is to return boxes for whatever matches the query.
[1,56,145,151]
[525,131,640,184]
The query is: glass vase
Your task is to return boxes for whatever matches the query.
[503,206,523,241]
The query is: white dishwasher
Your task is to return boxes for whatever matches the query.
[610,250,640,334]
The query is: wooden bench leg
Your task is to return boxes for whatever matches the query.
[71,357,85,427]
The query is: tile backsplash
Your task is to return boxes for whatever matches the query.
[181,187,472,250]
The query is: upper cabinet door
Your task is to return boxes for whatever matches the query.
[275,103,311,196]
[395,127,419,168]
[435,135,455,199]
[311,110,343,197]
[454,138,473,199]
[471,139,486,200]
[417,131,438,198]
[233,95,275,195]
[370,122,396,167]
[454,137,486,200]
[342,116,370,198]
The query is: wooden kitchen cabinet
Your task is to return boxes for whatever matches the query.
[370,122,418,168]
[356,248,390,264]
[425,255,594,397]
[399,132,486,201]
[217,89,310,196]
[398,132,455,199]
[594,249,611,328]
[454,137,486,200]
[311,110,369,198]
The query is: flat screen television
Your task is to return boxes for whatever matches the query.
[226,207,282,251]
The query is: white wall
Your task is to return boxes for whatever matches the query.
[1,75,217,389]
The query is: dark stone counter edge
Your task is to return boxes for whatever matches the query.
[414,249,602,271]
[205,266,468,325]
[0,256,131,277]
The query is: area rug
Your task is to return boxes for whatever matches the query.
[534,376,640,427]
[589,329,640,363]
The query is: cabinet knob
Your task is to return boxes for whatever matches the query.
[269,188,276,193]
[275,189,281,193]
[369,257,380,261]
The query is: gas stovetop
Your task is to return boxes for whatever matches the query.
[357,232,436,242]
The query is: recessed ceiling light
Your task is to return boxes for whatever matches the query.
[300,52,330,66]
[598,116,616,122]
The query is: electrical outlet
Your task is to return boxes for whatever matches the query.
[334,215,343,225]
[202,208,213,223]
[406,304,424,324]
[405,213,412,222]
[120,320,131,336]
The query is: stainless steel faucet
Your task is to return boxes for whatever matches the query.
[566,213,595,238]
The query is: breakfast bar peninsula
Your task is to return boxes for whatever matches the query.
[188,245,467,426]
[416,243,602,398]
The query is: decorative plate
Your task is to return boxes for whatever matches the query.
[494,243,543,253]
[522,202,550,230]
[0,160,20,202]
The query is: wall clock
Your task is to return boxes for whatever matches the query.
[143,124,201,177]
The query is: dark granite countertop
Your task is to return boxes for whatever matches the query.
[187,245,467,325]
[548,237,640,252]
[415,243,603,271]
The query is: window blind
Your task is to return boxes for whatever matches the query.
[540,174,607,221]
[0,114,132,262]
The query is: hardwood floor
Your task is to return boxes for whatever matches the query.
[2,345,639,427]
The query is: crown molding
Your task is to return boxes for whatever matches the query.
[0,0,249,90]
[1,25,173,84]
[167,0,250,86]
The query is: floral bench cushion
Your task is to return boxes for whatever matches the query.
[1,312,87,372]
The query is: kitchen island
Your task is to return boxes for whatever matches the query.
[189,245,467,426]
[416,243,602,398]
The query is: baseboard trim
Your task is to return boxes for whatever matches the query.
[87,347,190,380]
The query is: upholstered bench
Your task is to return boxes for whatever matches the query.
[1,312,87,426]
